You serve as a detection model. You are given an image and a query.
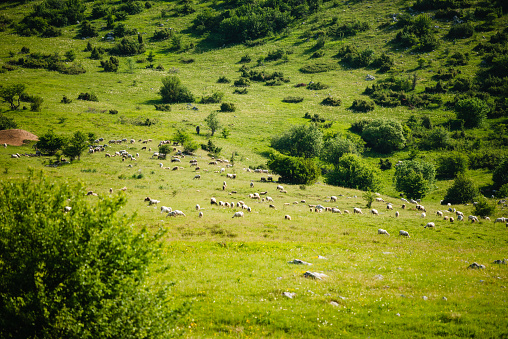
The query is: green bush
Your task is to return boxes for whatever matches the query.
[0,171,187,338]
[307,82,329,90]
[217,76,230,83]
[455,97,489,128]
[448,52,469,66]
[473,197,495,217]
[299,62,336,73]
[267,153,320,185]
[394,160,436,199]
[151,28,174,41]
[321,96,341,106]
[239,54,252,63]
[201,92,224,104]
[35,130,66,155]
[78,20,98,38]
[61,95,72,104]
[282,96,304,103]
[419,127,451,150]
[62,131,88,161]
[311,50,325,58]
[443,174,479,204]
[154,104,171,111]
[361,119,406,153]
[0,115,17,130]
[220,102,236,112]
[77,92,98,102]
[109,38,145,56]
[321,136,364,165]
[492,157,508,189]
[233,88,248,94]
[448,22,474,39]
[350,99,375,112]
[201,139,222,154]
[271,124,323,158]
[159,76,194,103]
[234,78,250,87]
[100,56,120,72]
[30,95,43,112]
[436,153,468,178]
[497,183,508,198]
[325,154,381,191]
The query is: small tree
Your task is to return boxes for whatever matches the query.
[271,124,323,159]
[30,96,43,112]
[0,171,188,338]
[205,112,220,136]
[159,76,194,103]
[35,130,66,155]
[492,157,508,189]
[325,154,381,191]
[473,197,495,218]
[321,135,364,165]
[173,129,191,145]
[101,56,120,72]
[64,50,76,62]
[0,84,26,110]
[436,153,468,178]
[267,153,320,185]
[361,119,406,153]
[394,160,436,199]
[455,97,490,128]
[443,174,479,204]
[62,131,89,161]
[79,20,98,38]
[363,190,375,208]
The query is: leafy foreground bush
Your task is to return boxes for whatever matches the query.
[0,172,189,338]
[394,160,436,199]
[159,76,194,103]
[267,153,320,185]
[325,154,381,192]
[443,174,479,204]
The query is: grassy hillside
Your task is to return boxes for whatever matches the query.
[1,0,508,337]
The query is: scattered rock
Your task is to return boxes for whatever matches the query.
[468,262,485,269]
[365,74,375,81]
[288,259,312,265]
[303,271,328,280]
[283,292,296,299]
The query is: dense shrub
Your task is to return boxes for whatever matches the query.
[394,160,436,199]
[109,38,145,56]
[448,22,474,39]
[419,127,451,150]
[469,149,505,170]
[443,174,479,204]
[455,97,489,128]
[436,153,468,178]
[267,153,320,185]
[159,76,194,103]
[395,14,439,51]
[234,78,250,87]
[217,76,230,83]
[337,45,374,68]
[35,130,66,155]
[492,157,508,189]
[100,56,120,72]
[77,92,98,102]
[271,124,323,159]
[201,139,222,155]
[0,115,17,130]
[370,53,394,72]
[78,20,98,38]
[321,135,364,164]
[379,159,392,170]
[325,154,381,191]
[472,197,495,217]
[220,102,236,112]
[307,82,329,90]
[30,96,43,112]
[450,77,474,92]
[311,50,325,59]
[328,21,369,37]
[233,88,248,94]
[201,92,224,104]
[265,49,286,62]
[283,96,304,103]
[448,51,469,66]
[151,28,174,41]
[154,104,171,111]
[321,96,341,106]
[351,99,375,112]
[239,54,252,63]
[299,62,336,73]
[61,95,72,104]
[361,119,406,153]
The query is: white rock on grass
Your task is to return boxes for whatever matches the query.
[283,292,296,299]
[288,259,312,265]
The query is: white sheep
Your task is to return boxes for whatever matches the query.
[375,197,384,202]
[167,210,186,217]
[420,212,426,218]
[64,206,72,212]
[343,210,350,214]
[195,204,200,210]
[276,185,284,191]
[210,197,217,205]
[353,207,363,214]
[194,174,201,179]
[250,182,254,188]
[232,211,244,218]
[330,196,337,202]
[331,208,342,214]
[450,217,454,222]
[371,209,379,215]
[378,229,390,236]
[424,222,435,228]
[399,230,410,237]
[199,211,203,218]
[386,204,393,210]
[285,215,291,220]
[494,217,506,223]
[436,211,443,217]
[266,196,273,202]
[395,211,399,217]
[161,206,172,213]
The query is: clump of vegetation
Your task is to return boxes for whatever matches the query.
[109,38,145,56]
[217,76,230,83]
[151,28,174,41]
[220,102,236,112]
[328,20,369,38]
[303,112,325,122]
[181,57,195,64]
[307,82,329,90]
[336,45,374,68]
[325,154,380,191]
[201,92,224,104]
[265,48,286,62]
[268,153,320,185]
[300,62,336,73]
[394,13,439,51]
[310,50,325,58]
[350,99,375,112]
[234,78,250,87]
[443,174,479,204]
[100,56,120,72]
[283,96,304,103]
[395,160,436,199]
[473,197,495,218]
[239,54,252,63]
[448,22,474,39]
[201,139,222,155]
[436,153,469,178]
[233,88,248,94]
[0,115,17,130]
[108,109,118,115]
[321,96,341,106]
[358,118,407,153]
[60,95,72,104]
[271,124,322,159]
[159,76,194,103]
[154,104,171,111]
[379,159,392,170]
[77,92,98,102]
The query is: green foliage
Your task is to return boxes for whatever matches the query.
[455,97,490,128]
[77,92,98,102]
[379,159,392,170]
[395,14,439,51]
[328,20,369,38]
[151,28,174,42]
[350,99,375,113]
[361,119,406,153]
[497,183,508,198]
[370,53,394,72]
[30,95,43,112]
[154,104,171,112]
[62,131,88,161]
[321,135,364,165]
[473,197,495,217]
[448,22,474,39]
[220,102,236,112]
[217,76,230,83]
[205,112,221,136]
[448,51,469,66]
[0,84,26,110]
[394,160,436,199]
[234,78,250,87]
[363,190,375,208]
[436,153,469,178]
[183,139,199,154]
[443,174,479,204]
[100,56,120,72]
[325,154,381,192]
[110,38,145,56]
[283,96,304,103]
[61,95,72,104]
[492,157,508,189]
[267,153,320,185]
[35,130,66,155]
[79,20,98,38]
[201,139,222,155]
[201,92,224,104]
[64,50,76,62]
[337,45,375,68]
[173,129,192,145]
[0,171,186,338]
[0,115,17,130]
[221,127,231,139]
[307,82,329,90]
[299,62,336,73]
[158,144,172,156]
[320,96,341,106]
[271,124,323,158]
[419,127,451,150]
[159,76,194,104]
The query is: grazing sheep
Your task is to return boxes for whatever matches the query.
[210,197,217,205]
[386,204,393,210]
[444,216,449,220]
[421,212,426,218]
[395,211,399,217]
[277,185,284,191]
[285,215,291,220]
[375,198,384,202]
[161,206,172,213]
[424,222,435,228]
[269,204,276,209]
[494,217,507,223]
[330,196,337,202]
[193,174,201,179]
[402,204,406,209]
[199,211,203,218]
[232,211,244,218]
[266,196,274,202]
[109,188,113,193]
[378,229,390,235]
[371,209,379,215]
[331,208,342,214]
[195,204,200,210]
[450,217,454,223]
[436,211,443,217]
[353,207,363,214]
[343,210,350,214]
[399,230,410,237]
[167,210,186,217]
[64,206,72,212]
[250,182,254,188]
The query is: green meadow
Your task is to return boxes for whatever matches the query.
[0,0,507,337]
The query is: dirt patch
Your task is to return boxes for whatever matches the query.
[0,129,39,146]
